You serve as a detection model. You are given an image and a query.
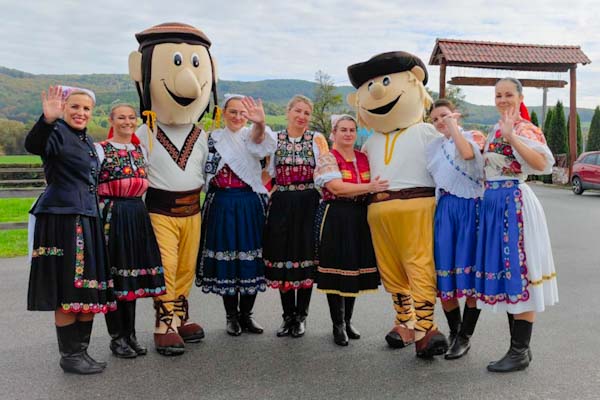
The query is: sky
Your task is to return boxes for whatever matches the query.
[1,0,599,108]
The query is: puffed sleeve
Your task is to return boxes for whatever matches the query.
[25,115,62,157]
[312,132,329,161]
[94,143,105,164]
[314,152,342,188]
[513,121,555,175]
[458,130,485,180]
[244,125,277,158]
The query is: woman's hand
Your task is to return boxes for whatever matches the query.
[369,176,389,193]
[241,97,265,125]
[499,106,519,142]
[41,86,63,124]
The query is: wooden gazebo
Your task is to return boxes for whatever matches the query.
[429,38,591,173]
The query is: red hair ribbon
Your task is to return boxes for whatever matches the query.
[107,127,140,145]
[519,102,531,121]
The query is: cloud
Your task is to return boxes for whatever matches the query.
[0,0,598,107]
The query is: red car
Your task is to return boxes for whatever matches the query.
[571,151,600,194]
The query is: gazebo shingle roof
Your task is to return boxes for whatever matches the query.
[429,39,591,72]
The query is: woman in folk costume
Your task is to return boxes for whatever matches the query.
[314,114,385,346]
[95,104,166,358]
[263,95,329,338]
[476,78,558,372]
[196,94,275,336]
[26,86,116,374]
[425,99,485,359]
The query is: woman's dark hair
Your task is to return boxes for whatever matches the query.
[430,98,456,113]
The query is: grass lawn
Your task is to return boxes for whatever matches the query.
[0,198,35,223]
[0,229,28,258]
[0,155,42,165]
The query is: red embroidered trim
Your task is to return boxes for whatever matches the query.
[156,125,202,171]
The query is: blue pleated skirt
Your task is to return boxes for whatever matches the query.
[196,188,268,296]
[474,180,529,304]
[434,192,479,301]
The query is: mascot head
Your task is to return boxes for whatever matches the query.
[347,51,432,133]
[129,22,218,125]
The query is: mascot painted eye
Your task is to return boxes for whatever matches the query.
[173,52,183,66]
[382,76,391,86]
[367,81,375,91]
[191,53,200,68]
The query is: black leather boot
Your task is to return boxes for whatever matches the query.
[223,295,242,336]
[445,304,480,360]
[506,312,532,361]
[327,294,348,346]
[239,294,264,334]
[292,288,312,338]
[276,290,296,337]
[443,306,462,348]
[487,320,532,372]
[124,301,147,355]
[344,297,360,340]
[56,323,104,374]
[77,320,106,368]
[106,301,137,358]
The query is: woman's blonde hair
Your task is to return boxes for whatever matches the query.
[287,95,313,112]
[109,103,137,119]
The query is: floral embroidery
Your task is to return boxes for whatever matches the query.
[436,265,473,277]
[267,278,314,291]
[264,259,316,269]
[114,286,166,300]
[101,199,114,245]
[274,130,317,185]
[276,182,316,192]
[98,141,147,182]
[156,125,202,171]
[73,216,114,291]
[60,301,118,314]
[201,277,267,296]
[32,247,64,257]
[442,139,482,185]
[202,249,262,261]
[438,288,476,301]
[110,266,164,277]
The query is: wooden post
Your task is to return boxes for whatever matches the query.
[569,65,577,177]
[439,60,446,98]
[541,87,548,127]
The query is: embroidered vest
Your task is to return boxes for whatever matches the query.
[98,141,148,197]
[274,130,316,186]
[322,149,371,201]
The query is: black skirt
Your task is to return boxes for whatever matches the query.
[263,189,320,291]
[27,214,117,313]
[100,197,166,301]
[315,200,380,297]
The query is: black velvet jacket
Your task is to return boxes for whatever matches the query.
[25,116,100,217]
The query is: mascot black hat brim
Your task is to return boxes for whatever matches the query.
[347,51,428,88]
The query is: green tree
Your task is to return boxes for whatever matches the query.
[547,101,568,155]
[310,70,342,136]
[0,118,28,155]
[543,108,554,138]
[530,110,539,127]
[566,113,583,156]
[587,106,600,151]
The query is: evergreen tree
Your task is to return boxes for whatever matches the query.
[530,110,539,127]
[547,101,568,155]
[567,113,583,156]
[543,108,554,138]
[587,106,600,151]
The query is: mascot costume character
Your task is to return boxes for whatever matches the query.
[129,22,217,356]
[347,51,448,358]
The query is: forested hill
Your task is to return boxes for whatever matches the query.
[0,66,594,125]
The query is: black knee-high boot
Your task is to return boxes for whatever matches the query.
[56,323,104,375]
[124,301,147,355]
[77,320,106,368]
[327,294,348,346]
[446,304,480,360]
[292,287,312,338]
[239,294,264,334]
[487,319,532,372]
[223,294,241,336]
[505,312,532,361]
[277,290,296,337]
[443,306,462,346]
[344,297,360,339]
[105,301,136,358]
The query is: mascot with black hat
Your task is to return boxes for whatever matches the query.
[347,52,448,358]
[129,22,217,356]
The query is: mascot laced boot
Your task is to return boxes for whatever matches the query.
[174,295,205,343]
[153,300,185,356]
[386,293,415,348]
[415,301,448,358]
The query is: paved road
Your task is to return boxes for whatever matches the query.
[1,185,599,400]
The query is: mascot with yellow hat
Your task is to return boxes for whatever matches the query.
[129,22,217,356]
[347,52,448,358]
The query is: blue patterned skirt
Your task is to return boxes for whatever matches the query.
[434,192,479,301]
[196,187,268,296]
[475,180,529,304]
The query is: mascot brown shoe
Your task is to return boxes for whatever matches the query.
[385,325,415,349]
[415,328,449,358]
